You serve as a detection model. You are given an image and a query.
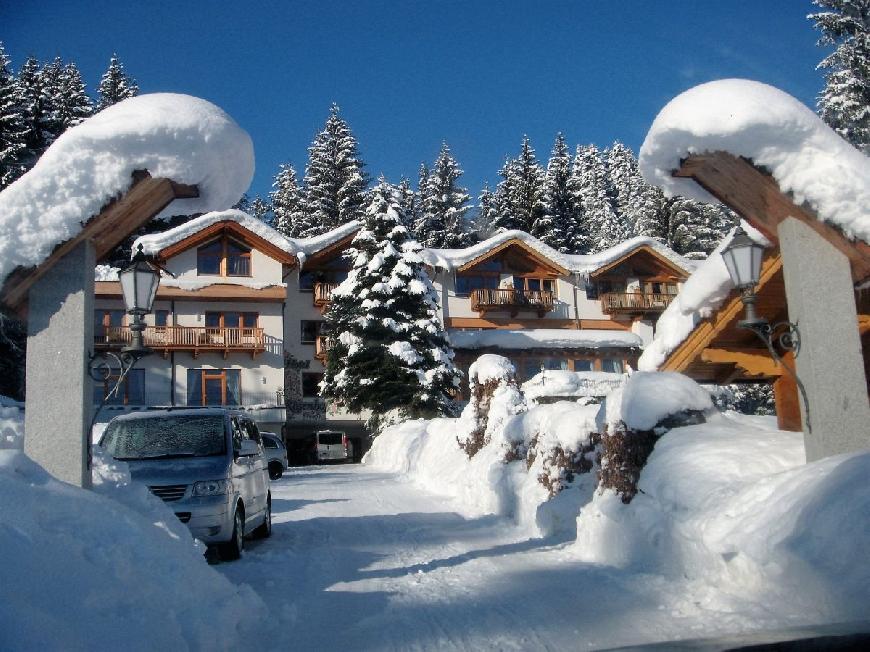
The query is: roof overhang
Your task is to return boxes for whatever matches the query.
[589,244,690,279]
[157,220,297,266]
[456,238,568,276]
[303,231,358,268]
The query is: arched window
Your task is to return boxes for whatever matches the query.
[197,236,252,277]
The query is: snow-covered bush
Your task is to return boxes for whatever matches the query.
[710,383,776,415]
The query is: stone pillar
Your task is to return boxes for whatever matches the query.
[24,240,95,487]
[777,217,870,462]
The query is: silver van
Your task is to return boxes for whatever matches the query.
[315,429,352,463]
[99,408,271,560]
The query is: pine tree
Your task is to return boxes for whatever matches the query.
[321,179,461,428]
[419,142,472,248]
[97,54,138,111]
[394,177,417,230]
[302,103,369,234]
[606,141,665,241]
[56,62,93,130]
[16,56,53,165]
[490,137,546,234]
[37,57,65,144]
[412,162,430,236]
[0,43,28,189]
[661,196,736,257]
[538,133,576,252]
[474,183,499,238]
[249,195,273,224]
[810,0,870,152]
[270,163,308,237]
[569,144,621,253]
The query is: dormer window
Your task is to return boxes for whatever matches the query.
[197,236,252,277]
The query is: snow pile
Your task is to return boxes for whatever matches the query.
[574,414,870,623]
[638,222,769,370]
[522,370,624,401]
[94,264,120,281]
[468,353,517,385]
[450,328,642,350]
[640,79,870,243]
[606,371,714,431]
[0,93,254,285]
[0,398,23,450]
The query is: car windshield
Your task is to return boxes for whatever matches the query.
[318,432,342,445]
[101,414,226,460]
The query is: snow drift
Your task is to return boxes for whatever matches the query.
[0,93,254,285]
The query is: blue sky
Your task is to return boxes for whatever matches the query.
[3,1,826,203]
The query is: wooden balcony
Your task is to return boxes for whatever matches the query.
[600,292,674,315]
[313,282,339,310]
[470,288,555,317]
[314,334,333,361]
[95,326,266,359]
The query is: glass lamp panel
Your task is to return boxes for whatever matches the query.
[134,266,158,311]
[119,267,137,311]
[750,243,763,284]
[731,245,755,288]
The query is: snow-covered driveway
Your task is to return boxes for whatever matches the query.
[214,464,781,651]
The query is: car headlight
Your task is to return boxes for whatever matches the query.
[192,479,233,496]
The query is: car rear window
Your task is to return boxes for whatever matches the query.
[101,414,226,460]
[318,432,342,445]
[262,437,278,449]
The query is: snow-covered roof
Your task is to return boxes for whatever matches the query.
[637,222,770,371]
[0,93,254,285]
[423,230,695,277]
[522,370,624,400]
[135,209,360,264]
[639,79,870,244]
[449,328,642,350]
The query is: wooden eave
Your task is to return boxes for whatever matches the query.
[95,280,286,303]
[1,170,199,312]
[157,220,297,266]
[589,245,689,280]
[674,151,870,283]
[456,239,568,276]
[302,232,358,268]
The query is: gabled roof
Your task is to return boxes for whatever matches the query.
[456,237,568,276]
[157,219,297,265]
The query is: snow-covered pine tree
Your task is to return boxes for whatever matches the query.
[419,142,472,248]
[538,133,575,252]
[56,62,93,130]
[489,138,546,234]
[394,177,417,230]
[0,43,28,189]
[606,141,666,241]
[810,0,870,152]
[16,56,54,165]
[302,103,369,234]
[569,144,621,253]
[270,163,308,237]
[37,57,65,145]
[473,183,499,239]
[661,196,736,257]
[249,195,273,224]
[97,54,138,111]
[412,162,430,236]
[320,179,461,429]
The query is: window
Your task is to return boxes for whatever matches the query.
[301,320,323,344]
[301,270,349,291]
[601,359,624,374]
[513,277,557,295]
[302,372,323,398]
[455,275,499,296]
[543,358,568,371]
[187,369,241,406]
[154,310,169,328]
[573,359,593,372]
[93,368,145,405]
[197,236,252,277]
[94,309,125,334]
[205,312,258,329]
[263,436,278,449]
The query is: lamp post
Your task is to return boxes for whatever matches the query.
[720,226,809,430]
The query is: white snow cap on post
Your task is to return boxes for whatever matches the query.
[639,79,870,243]
[0,93,254,284]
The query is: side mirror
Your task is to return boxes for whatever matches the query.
[239,439,260,457]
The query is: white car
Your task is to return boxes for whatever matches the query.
[314,430,352,463]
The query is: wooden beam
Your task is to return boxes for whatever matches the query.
[674,152,870,282]
[700,347,783,377]
[1,171,200,311]
[774,352,802,432]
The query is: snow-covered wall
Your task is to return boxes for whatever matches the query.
[639,79,870,243]
[0,93,254,286]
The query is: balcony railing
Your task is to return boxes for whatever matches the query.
[313,282,339,309]
[600,292,675,314]
[95,326,266,358]
[314,334,333,361]
[470,288,555,316]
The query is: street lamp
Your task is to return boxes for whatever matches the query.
[119,244,161,356]
[720,225,809,430]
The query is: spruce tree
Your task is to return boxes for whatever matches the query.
[321,179,461,428]
[37,57,65,144]
[0,43,27,189]
[419,142,472,247]
[606,141,665,240]
[249,195,273,224]
[394,177,417,230]
[56,62,93,130]
[490,158,523,232]
[489,137,546,234]
[474,183,499,239]
[810,0,870,152]
[412,162,430,236]
[569,144,621,253]
[17,56,53,165]
[302,103,368,234]
[97,54,138,111]
[270,163,308,237]
[538,133,575,252]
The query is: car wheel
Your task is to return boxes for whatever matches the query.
[268,461,283,480]
[253,495,272,539]
[219,506,244,561]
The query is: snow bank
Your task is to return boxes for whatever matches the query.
[94,264,120,281]
[450,328,642,350]
[522,370,624,401]
[639,79,870,243]
[423,230,694,276]
[0,399,23,450]
[606,371,714,431]
[575,413,870,624]
[638,221,769,370]
[468,353,516,385]
[0,93,254,285]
